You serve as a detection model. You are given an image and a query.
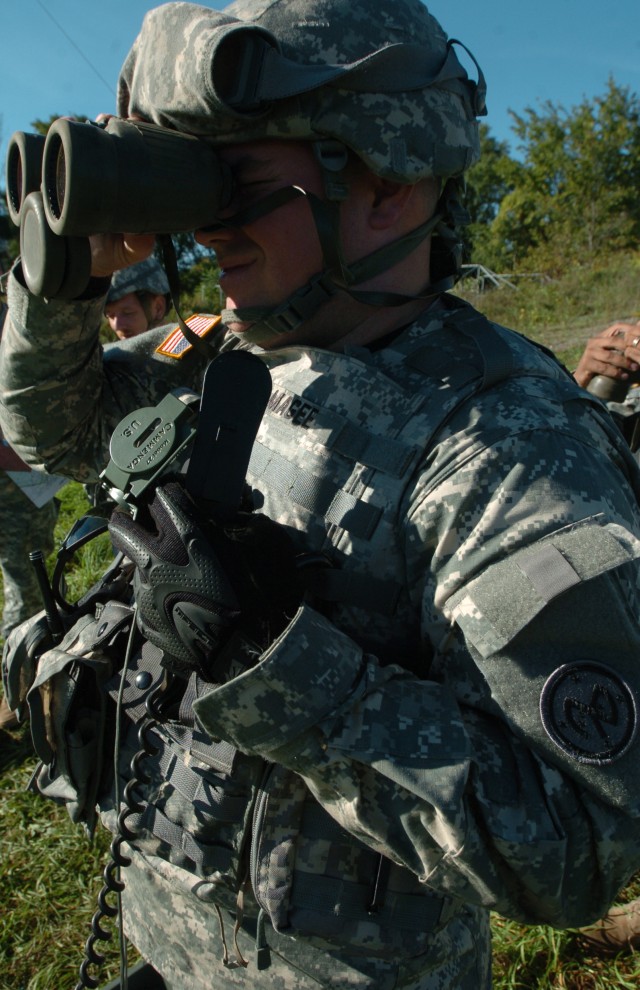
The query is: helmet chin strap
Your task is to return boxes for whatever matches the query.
[216,141,456,346]
[221,213,451,346]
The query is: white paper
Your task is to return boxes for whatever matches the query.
[5,468,67,508]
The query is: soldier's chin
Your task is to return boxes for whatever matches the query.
[221,314,254,336]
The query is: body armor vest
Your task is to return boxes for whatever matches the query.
[101,298,582,956]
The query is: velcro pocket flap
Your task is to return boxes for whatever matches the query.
[443,515,640,659]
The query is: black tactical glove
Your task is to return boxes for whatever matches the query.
[108,480,301,680]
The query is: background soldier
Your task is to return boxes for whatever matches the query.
[572,321,640,953]
[0,298,63,731]
[103,256,171,340]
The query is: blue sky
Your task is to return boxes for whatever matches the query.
[2,0,639,172]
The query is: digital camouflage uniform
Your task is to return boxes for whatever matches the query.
[105,256,170,307]
[2,2,640,990]
[0,303,60,643]
[0,469,59,641]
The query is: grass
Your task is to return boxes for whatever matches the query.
[3,256,640,987]
[455,251,640,373]
[491,915,640,990]
[0,483,138,990]
[1,748,136,990]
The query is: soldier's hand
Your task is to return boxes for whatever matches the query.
[87,112,157,279]
[108,480,301,680]
[573,320,640,389]
[89,232,157,278]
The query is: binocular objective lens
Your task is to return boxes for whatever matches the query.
[7,150,23,217]
[43,134,64,220]
[56,147,67,217]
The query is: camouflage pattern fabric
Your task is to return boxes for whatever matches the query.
[110,842,491,989]
[106,256,170,305]
[0,470,59,640]
[191,305,640,924]
[117,0,483,182]
[0,275,214,482]
[0,301,60,642]
[604,385,640,460]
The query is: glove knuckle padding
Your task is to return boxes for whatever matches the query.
[108,479,301,679]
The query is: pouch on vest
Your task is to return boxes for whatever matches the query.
[105,651,452,955]
[27,601,134,834]
[249,763,450,955]
[2,610,52,720]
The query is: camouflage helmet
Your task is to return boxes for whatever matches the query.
[106,256,170,305]
[118,0,486,183]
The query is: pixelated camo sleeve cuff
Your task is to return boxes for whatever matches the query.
[192,604,364,755]
[8,263,107,345]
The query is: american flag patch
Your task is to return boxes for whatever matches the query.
[155,314,222,358]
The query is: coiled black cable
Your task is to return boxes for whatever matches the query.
[74,675,163,990]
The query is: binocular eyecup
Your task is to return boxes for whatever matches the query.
[5,117,234,299]
[5,131,46,227]
[587,373,640,404]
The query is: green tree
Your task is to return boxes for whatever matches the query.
[0,195,19,276]
[492,79,640,273]
[463,123,522,270]
[180,255,223,313]
[30,113,86,135]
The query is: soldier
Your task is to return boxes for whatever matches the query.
[104,256,171,340]
[2,2,640,989]
[0,299,63,731]
[0,473,61,731]
[571,319,640,454]
[573,319,640,394]
[572,322,640,954]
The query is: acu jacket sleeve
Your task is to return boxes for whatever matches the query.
[0,266,210,482]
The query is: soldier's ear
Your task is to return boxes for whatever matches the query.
[368,177,421,231]
[150,294,167,324]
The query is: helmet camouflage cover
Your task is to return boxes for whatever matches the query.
[117,0,486,183]
[106,256,170,305]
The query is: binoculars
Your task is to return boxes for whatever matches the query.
[5,117,234,299]
[587,372,640,404]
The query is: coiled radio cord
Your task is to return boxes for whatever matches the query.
[75,610,164,990]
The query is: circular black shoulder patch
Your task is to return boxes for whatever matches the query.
[540,661,637,765]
